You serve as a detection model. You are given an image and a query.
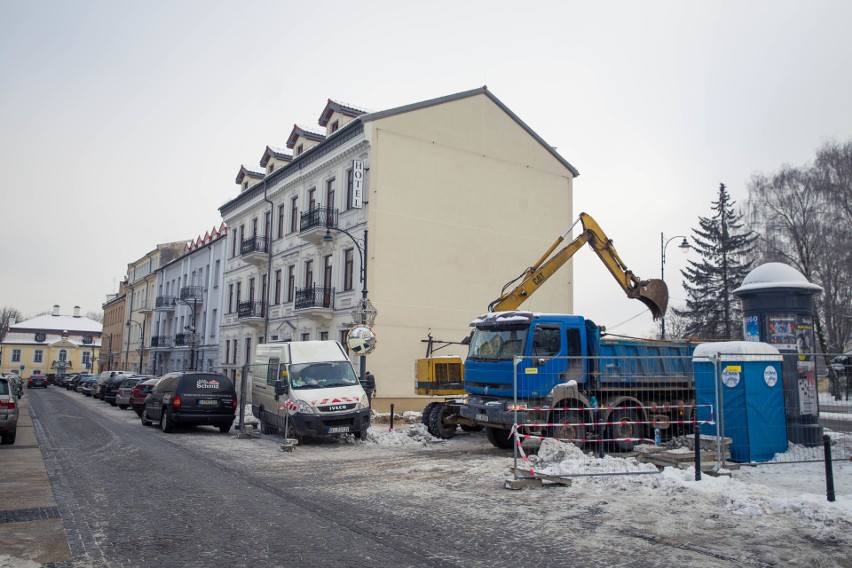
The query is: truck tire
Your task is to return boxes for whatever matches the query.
[421,402,440,427]
[550,410,586,447]
[485,426,514,449]
[428,403,458,439]
[606,408,640,452]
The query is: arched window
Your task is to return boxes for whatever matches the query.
[58,349,68,362]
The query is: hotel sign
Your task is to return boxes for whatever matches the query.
[352,160,365,209]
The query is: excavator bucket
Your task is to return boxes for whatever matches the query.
[630,279,669,320]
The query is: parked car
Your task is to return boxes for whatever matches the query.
[116,376,148,409]
[1,376,20,445]
[93,371,133,401]
[79,376,97,396]
[130,377,160,416]
[103,374,134,406]
[27,374,48,389]
[141,372,236,433]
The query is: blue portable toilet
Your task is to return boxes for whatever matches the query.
[693,341,787,463]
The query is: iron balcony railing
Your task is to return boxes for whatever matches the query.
[241,235,271,256]
[180,286,204,301]
[151,336,174,348]
[299,206,337,233]
[155,296,177,309]
[174,333,200,347]
[238,300,266,319]
[295,285,335,310]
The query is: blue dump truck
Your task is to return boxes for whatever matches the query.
[449,311,697,449]
[418,213,697,449]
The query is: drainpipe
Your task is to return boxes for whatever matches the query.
[263,179,273,341]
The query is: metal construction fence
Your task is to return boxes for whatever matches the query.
[509,351,851,491]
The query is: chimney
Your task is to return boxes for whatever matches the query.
[74,306,81,318]
[52,305,60,316]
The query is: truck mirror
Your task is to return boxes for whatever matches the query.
[274,379,288,400]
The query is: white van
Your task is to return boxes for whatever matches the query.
[251,341,371,440]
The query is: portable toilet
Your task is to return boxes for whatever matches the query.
[693,341,787,463]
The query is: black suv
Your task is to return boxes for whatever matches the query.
[141,372,236,433]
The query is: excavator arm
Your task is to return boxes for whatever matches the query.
[487,212,669,319]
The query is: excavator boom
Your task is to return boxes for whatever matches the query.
[488,212,669,319]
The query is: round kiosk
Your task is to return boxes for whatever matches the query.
[733,263,823,446]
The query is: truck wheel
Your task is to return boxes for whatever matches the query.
[427,403,458,439]
[421,402,439,426]
[550,410,586,447]
[485,426,514,449]
[606,408,640,452]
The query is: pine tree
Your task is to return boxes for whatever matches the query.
[676,184,757,339]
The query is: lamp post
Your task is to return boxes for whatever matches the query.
[660,232,690,339]
[323,227,376,384]
[126,319,146,373]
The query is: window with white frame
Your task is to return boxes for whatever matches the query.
[33,349,43,363]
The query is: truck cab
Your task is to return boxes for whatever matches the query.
[459,312,591,436]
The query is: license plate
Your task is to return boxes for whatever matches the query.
[199,400,219,406]
[476,413,489,422]
[328,426,351,434]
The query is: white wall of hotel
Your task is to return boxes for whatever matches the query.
[218,89,577,411]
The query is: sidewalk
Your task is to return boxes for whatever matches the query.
[0,399,71,566]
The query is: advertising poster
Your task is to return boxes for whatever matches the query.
[744,315,760,342]
[767,314,796,350]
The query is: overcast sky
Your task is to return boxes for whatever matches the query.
[1,0,850,335]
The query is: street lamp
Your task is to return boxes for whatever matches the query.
[660,232,690,339]
[126,319,146,373]
[323,227,377,384]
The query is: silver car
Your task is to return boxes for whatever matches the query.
[1,376,20,445]
[116,376,146,409]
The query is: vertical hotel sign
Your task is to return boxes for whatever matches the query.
[352,160,365,209]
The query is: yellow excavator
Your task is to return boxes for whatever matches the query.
[487,212,668,317]
[417,212,670,436]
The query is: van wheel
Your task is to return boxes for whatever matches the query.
[141,409,153,426]
[259,408,272,434]
[161,409,175,433]
[1,431,15,445]
[218,424,231,433]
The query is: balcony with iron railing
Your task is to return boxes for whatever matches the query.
[155,296,177,311]
[180,286,204,302]
[150,335,175,349]
[241,234,271,266]
[236,300,266,325]
[174,333,200,347]
[299,206,338,245]
[294,285,335,320]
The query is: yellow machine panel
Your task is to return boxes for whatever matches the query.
[414,356,464,396]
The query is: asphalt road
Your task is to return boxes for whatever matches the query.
[15,387,850,568]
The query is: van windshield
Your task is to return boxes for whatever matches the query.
[289,362,359,389]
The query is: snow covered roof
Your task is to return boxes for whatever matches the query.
[693,341,782,361]
[318,99,370,126]
[733,263,823,295]
[286,124,327,148]
[235,165,265,185]
[11,313,102,334]
[259,146,293,167]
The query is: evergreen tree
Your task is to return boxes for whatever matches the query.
[676,184,756,339]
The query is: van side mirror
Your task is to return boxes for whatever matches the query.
[274,379,288,400]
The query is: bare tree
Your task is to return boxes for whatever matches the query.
[747,139,852,397]
[86,311,104,323]
[0,307,24,343]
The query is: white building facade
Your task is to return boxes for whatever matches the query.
[149,225,228,375]
[218,88,578,411]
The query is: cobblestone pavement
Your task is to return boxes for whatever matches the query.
[19,388,851,567]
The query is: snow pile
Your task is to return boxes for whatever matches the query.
[364,423,436,445]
